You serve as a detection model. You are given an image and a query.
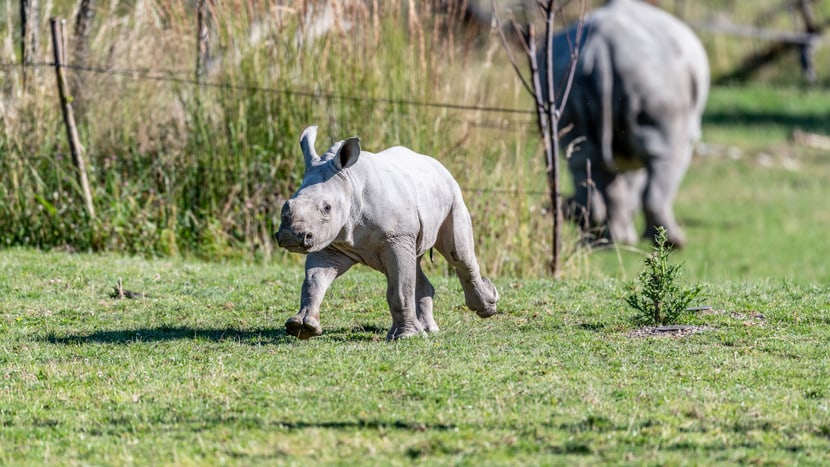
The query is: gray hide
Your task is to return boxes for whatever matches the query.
[546,0,709,247]
[276,126,499,340]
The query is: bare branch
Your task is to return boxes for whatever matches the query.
[526,25,552,173]
[527,27,545,114]
[544,0,555,111]
[491,0,536,97]
[556,0,586,115]
[492,0,589,278]
[511,20,532,56]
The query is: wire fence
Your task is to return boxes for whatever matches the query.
[1,60,553,198]
[1,60,540,132]
[2,60,537,116]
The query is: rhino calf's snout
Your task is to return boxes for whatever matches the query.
[276,228,313,251]
[277,201,309,250]
[302,232,314,249]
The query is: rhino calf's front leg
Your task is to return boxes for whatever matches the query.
[286,251,354,339]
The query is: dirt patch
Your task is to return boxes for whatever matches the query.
[626,325,711,339]
[626,309,767,338]
[729,310,766,325]
[695,308,766,327]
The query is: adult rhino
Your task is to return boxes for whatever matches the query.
[546,0,709,247]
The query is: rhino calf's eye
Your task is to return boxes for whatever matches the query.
[323,203,331,214]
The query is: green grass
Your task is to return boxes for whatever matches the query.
[4,3,830,463]
[2,248,830,464]
[586,84,830,284]
[703,85,830,147]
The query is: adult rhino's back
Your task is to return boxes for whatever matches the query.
[587,1,709,139]
[551,0,709,163]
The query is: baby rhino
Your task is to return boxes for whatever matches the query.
[276,126,499,340]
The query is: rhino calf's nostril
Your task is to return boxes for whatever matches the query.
[303,232,314,248]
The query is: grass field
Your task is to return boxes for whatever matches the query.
[4,2,830,464]
[2,248,830,464]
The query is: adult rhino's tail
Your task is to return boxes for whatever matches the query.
[684,19,710,143]
[688,73,703,142]
[581,33,616,171]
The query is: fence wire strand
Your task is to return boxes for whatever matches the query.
[1,60,550,197]
[2,60,536,116]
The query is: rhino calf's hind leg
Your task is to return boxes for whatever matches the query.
[383,241,426,340]
[436,203,499,318]
[416,259,439,333]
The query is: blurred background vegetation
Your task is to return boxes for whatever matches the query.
[1,0,829,279]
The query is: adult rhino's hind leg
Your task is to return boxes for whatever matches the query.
[603,171,639,246]
[566,141,617,246]
[643,144,692,248]
[415,258,439,333]
[436,201,499,318]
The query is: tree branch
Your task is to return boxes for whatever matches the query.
[491,0,536,97]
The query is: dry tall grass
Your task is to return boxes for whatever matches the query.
[1,0,825,278]
[0,0,584,277]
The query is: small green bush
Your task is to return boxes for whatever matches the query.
[625,227,705,325]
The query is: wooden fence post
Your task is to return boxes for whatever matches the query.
[72,0,95,115]
[797,0,819,83]
[50,17,96,220]
[21,0,40,88]
[196,0,212,82]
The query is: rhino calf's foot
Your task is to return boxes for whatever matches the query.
[418,317,440,333]
[285,315,323,339]
[465,277,499,318]
[416,299,440,333]
[386,322,426,341]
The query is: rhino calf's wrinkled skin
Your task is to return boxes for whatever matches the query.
[276,126,499,340]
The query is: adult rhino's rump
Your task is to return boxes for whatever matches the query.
[543,0,709,247]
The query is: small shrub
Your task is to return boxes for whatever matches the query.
[625,227,705,325]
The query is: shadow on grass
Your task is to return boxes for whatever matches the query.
[269,419,458,432]
[677,216,741,231]
[703,109,830,135]
[41,323,388,345]
[578,323,608,332]
[43,326,292,345]
[80,415,458,439]
[325,324,388,342]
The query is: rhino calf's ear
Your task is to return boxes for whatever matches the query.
[334,137,361,170]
